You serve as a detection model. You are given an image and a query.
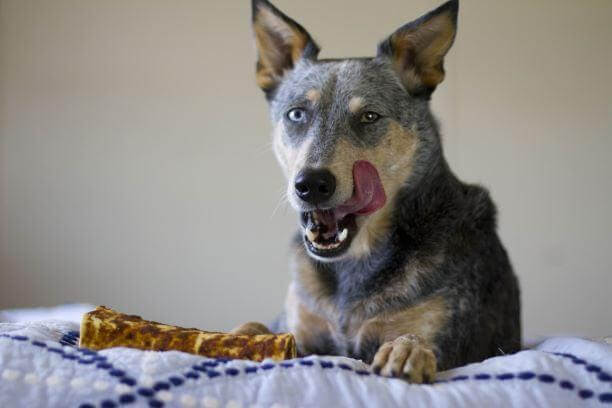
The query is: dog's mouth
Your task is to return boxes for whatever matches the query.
[301,210,357,257]
[301,160,386,259]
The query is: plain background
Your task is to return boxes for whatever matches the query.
[1,0,611,339]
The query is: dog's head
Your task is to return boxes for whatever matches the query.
[252,0,458,261]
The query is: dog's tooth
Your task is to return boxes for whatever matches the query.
[312,240,341,250]
[338,228,348,242]
[305,229,318,242]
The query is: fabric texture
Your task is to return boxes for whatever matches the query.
[0,308,611,407]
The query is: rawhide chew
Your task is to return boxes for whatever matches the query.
[79,306,296,361]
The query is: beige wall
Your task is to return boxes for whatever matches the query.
[1,0,611,339]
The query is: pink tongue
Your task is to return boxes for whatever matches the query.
[335,160,386,220]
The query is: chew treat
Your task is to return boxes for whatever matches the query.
[79,306,296,361]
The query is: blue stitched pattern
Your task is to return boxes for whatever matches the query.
[168,376,183,386]
[207,370,221,379]
[153,382,170,391]
[551,352,612,388]
[538,374,555,383]
[137,388,154,397]
[225,368,240,376]
[2,333,612,407]
[100,400,116,408]
[579,389,595,399]
[184,371,199,379]
[599,372,612,382]
[59,330,80,346]
[148,399,163,408]
[118,394,136,404]
[120,377,136,386]
[1,333,140,407]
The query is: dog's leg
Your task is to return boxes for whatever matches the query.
[371,334,437,383]
[230,322,272,335]
[355,295,447,383]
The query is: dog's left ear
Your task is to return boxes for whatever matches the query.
[252,0,319,97]
[377,0,458,98]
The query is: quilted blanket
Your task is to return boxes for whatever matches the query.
[1,308,611,407]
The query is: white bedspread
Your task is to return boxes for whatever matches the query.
[1,307,611,407]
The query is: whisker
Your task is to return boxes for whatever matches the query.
[254,141,274,156]
[270,188,290,220]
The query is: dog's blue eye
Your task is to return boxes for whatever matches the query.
[360,111,381,124]
[287,108,306,123]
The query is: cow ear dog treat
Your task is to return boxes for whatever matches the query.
[79,306,296,361]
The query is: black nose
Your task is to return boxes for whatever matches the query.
[294,169,336,205]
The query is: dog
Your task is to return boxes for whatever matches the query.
[232,0,521,383]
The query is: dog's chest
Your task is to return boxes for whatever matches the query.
[288,243,445,361]
[290,291,447,364]
[328,307,383,361]
[315,305,384,361]
[287,262,447,363]
[287,282,400,362]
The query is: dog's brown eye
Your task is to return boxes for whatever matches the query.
[287,108,306,123]
[361,111,380,123]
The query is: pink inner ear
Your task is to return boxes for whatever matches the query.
[335,160,387,219]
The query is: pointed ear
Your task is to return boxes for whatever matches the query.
[252,0,319,96]
[377,0,458,98]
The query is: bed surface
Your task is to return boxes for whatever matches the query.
[1,305,611,407]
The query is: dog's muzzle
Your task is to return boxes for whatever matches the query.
[298,160,387,259]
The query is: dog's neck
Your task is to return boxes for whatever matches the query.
[393,157,465,251]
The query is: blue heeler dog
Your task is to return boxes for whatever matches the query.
[232,0,521,383]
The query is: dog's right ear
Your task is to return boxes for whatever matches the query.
[252,0,319,97]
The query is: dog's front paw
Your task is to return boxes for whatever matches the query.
[230,322,272,335]
[371,334,437,383]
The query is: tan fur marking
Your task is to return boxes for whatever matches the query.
[290,246,339,320]
[348,96,364,114]
[390,11,455,91]
[306,89,321,104]
[253,20,284,90]
[285,282,334,354]
[253,7,309,91]
[325,122,418,258]
[355,296,447,349]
